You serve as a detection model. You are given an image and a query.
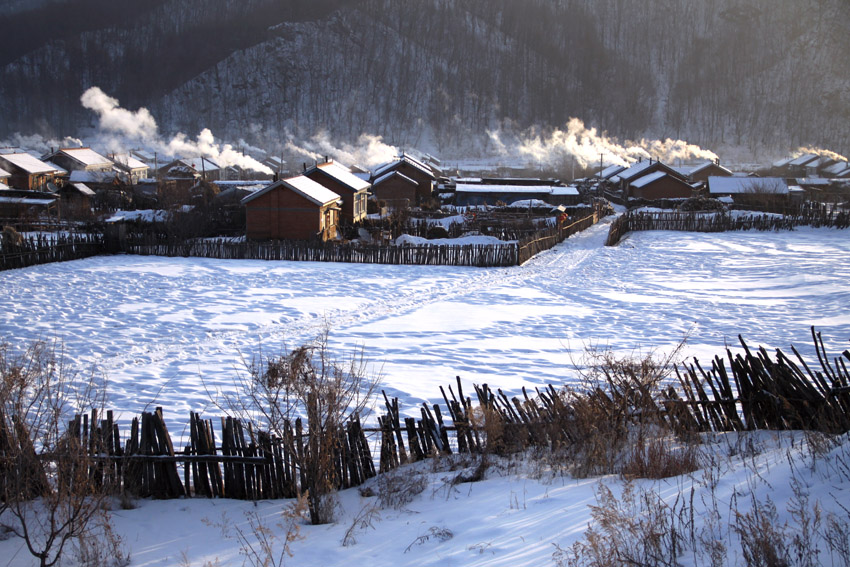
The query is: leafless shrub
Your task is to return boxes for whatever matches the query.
[787,477,822,567]
[563,481,688,567]
[217,327,381,525]
[554,342,687,478]
[403,526,454,553]
[224,497,306,567]
[341,503,381,547]
[73,514,131,567]
[733,497,791,567]
[622,434,700,479]
[822,512,850,565]
[376,467,427,510]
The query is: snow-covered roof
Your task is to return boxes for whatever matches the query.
[549,186,580,196]
[51,147,112,168]
[71,182,96,196]
[0,167,10,178]
[0,182,8,190]
[807,156,834,169]
[616,160,656,181]
[166,157,222,172]
[795,178,830,186]
[597,164,626,179]
[373,155,436,180]
[0,192,55,205]
[111,154,149,171]
[131,149,157,162]
[772,156,794,168]
[69,170,119,183]
[43,161,68,175]
[629,171,669,188]
[455,183,557,194]
[242,175,342,207]
[0,152,56,175]
[708,176,789,195]
[374,170,418,186]
[310,161,371,192]
[824,161,849,175]
[788,153,819,167]
[684,161,732,176]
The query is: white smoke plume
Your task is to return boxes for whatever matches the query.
[80,87,158,141]
[794,146,848,163]
[513,118,718,170]
[0,132,84,155]
[80,87,273,174]
[284,131,398,170]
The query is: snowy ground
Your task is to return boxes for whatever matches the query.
[2,216,848,428]
[2,218,850,566]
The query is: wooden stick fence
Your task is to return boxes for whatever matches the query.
[0,233,105,271]
[125,237,520,267]
[5,328,847,501]
[517,208,606,265]
[606,209,850,246]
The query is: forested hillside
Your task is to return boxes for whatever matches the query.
[1,0,848,157]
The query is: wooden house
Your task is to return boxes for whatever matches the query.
[371,154,437,204]
[110,153,150,184]
[613,159,687,195]
[784,153,819,177]
[242,175,341,241]
[0,167,10,186]
[0,152,56,191]
[371,170,419,210]
[42,147,113,173]
[675,160,733,185]
[304,160,370,223]
[157,157,222,181]
[628,171,697,200]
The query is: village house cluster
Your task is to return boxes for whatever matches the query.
[1,142,848,241]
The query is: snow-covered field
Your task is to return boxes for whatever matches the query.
[2,217,848,425]
[2,217,850,566]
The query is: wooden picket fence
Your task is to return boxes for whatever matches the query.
[0,233,105,271]
[606,208,850,245]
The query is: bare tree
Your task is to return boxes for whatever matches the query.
[0,340,113,567]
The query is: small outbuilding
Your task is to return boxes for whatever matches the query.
[242,175,341,241]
